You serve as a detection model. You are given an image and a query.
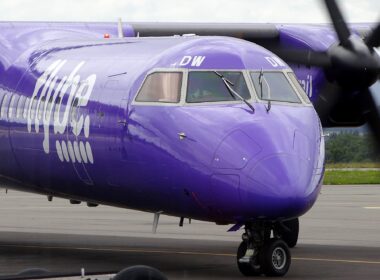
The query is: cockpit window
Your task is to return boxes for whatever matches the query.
[186,71,250,103]
[288,72,312,104]
[250,72,302,104]
[136,72,182,103]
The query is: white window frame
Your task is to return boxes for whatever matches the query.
[248,69,311,107]
[133,68,186,106]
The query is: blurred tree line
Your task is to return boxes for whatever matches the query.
[325,132,380,163]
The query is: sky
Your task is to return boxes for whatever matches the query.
[0,0,378,23]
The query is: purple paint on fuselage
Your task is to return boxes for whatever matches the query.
[0,26,324,223]
[276,23,374,104]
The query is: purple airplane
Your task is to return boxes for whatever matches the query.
[0,0,379,277]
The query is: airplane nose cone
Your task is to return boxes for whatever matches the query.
[240,154,318,219]
[251,154,312,197]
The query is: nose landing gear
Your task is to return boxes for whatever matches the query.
[237,222,291,277]
[277,218,299,248]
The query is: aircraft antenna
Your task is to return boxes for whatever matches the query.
[152,211,163,233]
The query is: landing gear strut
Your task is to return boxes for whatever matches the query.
[237,222,291,277]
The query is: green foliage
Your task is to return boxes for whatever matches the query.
[326,162,380,168]
[325,132,380,163]
[324,170,380,185]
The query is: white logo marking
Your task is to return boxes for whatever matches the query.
[299,75,313,98]
[265,56,286,67]
[179,56,206,67]
[28,60,97,164]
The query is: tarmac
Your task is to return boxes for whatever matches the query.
[0,185,379,279]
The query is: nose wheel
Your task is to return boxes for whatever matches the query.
[237,223,291,277]
[260,239,291,276]
[237,241,262,276]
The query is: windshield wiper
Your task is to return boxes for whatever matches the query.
[214,71,255,113]
[258,69,271,112]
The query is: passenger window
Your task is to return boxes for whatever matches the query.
[0,94,7,119]
[0,93,4,108]
[288,72,311,104]
[16,96,26,118]
[136,72,182,103]
[30,97,38,119]
[8,95,18,119]
[187,71,250,103]
[251,72,301,103]
[46,95,54,113]
[54,96,62,121]
[37,97,45,120]
[23,97,30,119]
[71,98,79,121]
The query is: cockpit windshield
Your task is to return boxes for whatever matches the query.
[287,72,312,104]
[250,72,302,104]
[186,71,250,103]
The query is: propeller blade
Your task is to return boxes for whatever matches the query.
[273,49,331,68]
[363,81,380,143]
[324,0,352,47]
[366,23,380,49]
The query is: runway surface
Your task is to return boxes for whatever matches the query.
[0,185,379,279]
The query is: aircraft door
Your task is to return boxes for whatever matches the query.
[119,97,129,161]
[98,78,131,188]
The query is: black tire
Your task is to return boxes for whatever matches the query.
[113,266,167,280]
[236,241,262,276]
[260,239,291,277]
[281,218,299,248]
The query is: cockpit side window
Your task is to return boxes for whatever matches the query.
[288,72,312,104]
[136,72,182,103]
[186,71,250,103]
[250,72,302,104]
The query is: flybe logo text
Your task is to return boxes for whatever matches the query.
[28,60,97,164]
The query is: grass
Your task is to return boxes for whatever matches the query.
[323,170,380,185]
[326,162,380,169]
